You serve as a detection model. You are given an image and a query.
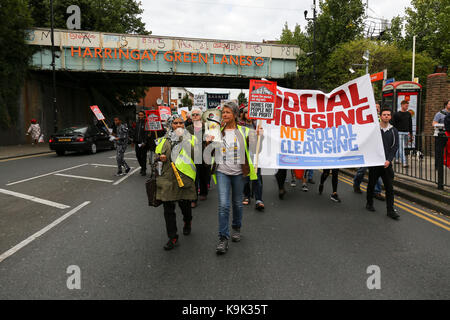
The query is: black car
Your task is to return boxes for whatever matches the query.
[49,125,115,156]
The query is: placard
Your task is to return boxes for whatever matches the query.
[248,80,277,120]
[90,105,105,121]
[145,110,162,131]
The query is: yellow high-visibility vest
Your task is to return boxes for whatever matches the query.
[155,135,196,181]
[211,125,257,183]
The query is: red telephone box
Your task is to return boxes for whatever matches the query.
[382,81,423,134]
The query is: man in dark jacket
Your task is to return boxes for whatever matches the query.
[366,107,400,220]
[392,100,413,167]
[134,111,149,176]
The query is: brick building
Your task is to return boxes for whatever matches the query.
[424,73,450,136]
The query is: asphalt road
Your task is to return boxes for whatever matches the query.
[0,148,449,299]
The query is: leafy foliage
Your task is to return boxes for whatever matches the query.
[28,0,149,35]
[237,92,247,106]
[0,0,33,129]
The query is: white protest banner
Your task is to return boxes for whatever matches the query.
[258,74,386,169]
[194,94,206,111]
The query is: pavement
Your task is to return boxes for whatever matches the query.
[0,149,449,299]
[0,143,52,160]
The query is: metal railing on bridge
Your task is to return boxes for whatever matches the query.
[393,134,449,190]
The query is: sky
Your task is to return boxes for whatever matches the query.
[140,0,412,99]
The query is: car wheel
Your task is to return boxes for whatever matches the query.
[56,150,65,156]
[90,143,97,154]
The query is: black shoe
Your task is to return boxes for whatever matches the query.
[387,210,400,220]
[278,189,286,200]
[140,170,146,176]
[231,228,241,242]
[125,167,131,174]
[164,237,178,250]
[115,171,123,176]
[353,184,362,194]
[330,193,341,203]
[183,221,191,235]
[374,193,385,201]
[366,203,376,212]
[318,184,324,195]
[216,237,229,255]
[307,178,315,184]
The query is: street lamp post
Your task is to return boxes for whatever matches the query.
[304,0,317,89]
[50,0,58,133]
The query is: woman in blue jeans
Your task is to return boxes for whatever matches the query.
[208,101,262,255]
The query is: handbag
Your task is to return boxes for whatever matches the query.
[145,162,162,207]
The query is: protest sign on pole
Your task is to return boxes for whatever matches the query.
[90,105,105,121]
[90,105,110,131]
[194,94,207,111]
[145,110,162,131]
[158,106,172,122]
[248,79,277,120]
[258,74,385,169]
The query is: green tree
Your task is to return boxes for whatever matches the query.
[237,92,247,106]
[28,0,149,34]
[404,0,450,63]
[181,94,193,109]
[279,0,366,89]
[323,38,437,95]
[0,0,33,129]
[381,16,405,45]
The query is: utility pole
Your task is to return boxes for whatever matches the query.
[50,0,58,133]
[312,0,316,89]
[412,35,416,81]
[305,0,317,89]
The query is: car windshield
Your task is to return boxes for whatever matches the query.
[56,127,88,135]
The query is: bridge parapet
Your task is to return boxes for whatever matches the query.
[25,28,300,80]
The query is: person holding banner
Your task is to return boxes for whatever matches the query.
[239,107,265,210]
[113,117,131,176]
[155,114,197,250]
[366,108,400,220]
[134,111,150,176]
[207,101,262,255]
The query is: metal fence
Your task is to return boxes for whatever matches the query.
[392,134,449,189]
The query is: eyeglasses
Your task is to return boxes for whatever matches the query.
[173,122,184,125]
[192,113,201,116]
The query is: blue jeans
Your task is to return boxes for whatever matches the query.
[306,169,314,180]
[354,167,382,194]
[216,171,245,239]
[243,168,263,203]
[396,132,409,165]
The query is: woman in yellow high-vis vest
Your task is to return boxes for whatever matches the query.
[208,101,263,255]
[155,114,197,251]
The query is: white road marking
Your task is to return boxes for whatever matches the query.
[0,201,90,264]
[90,163,118,168]
[6,163,89,186]
[54,173,114,183]
[0,188,70,209]
[112,167,141,185]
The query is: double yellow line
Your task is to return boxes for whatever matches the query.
[338,174,450,232]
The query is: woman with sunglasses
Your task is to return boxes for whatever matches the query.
[155,114,197,250]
